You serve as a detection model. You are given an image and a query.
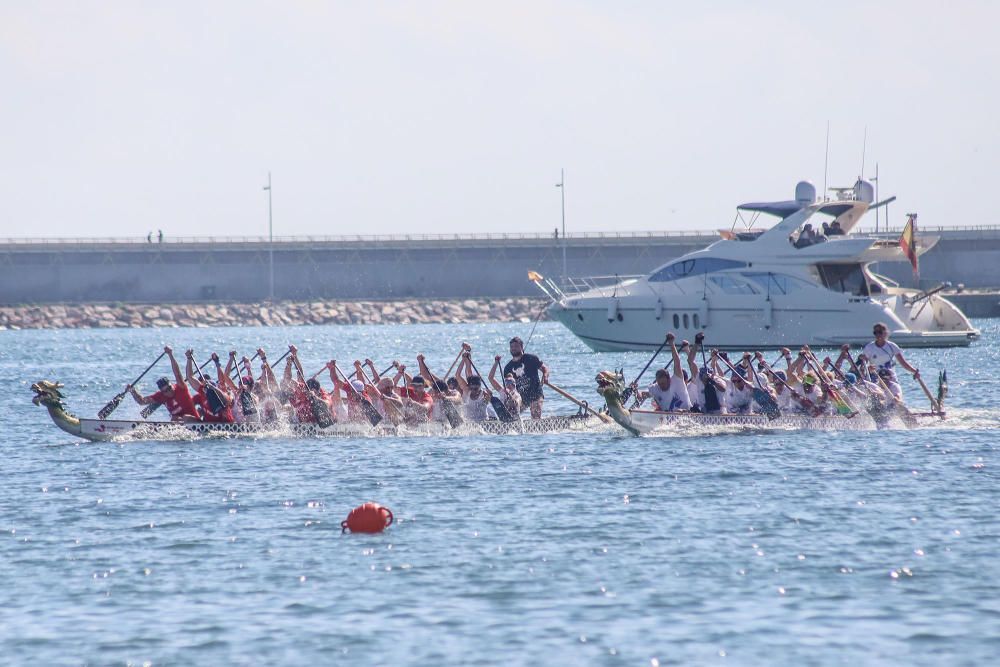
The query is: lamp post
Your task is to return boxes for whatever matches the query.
[263,172,274,301]
[556,168,566,285]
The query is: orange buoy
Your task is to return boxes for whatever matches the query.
[341,502,394,534]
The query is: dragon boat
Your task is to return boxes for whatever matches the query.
[594,370,945,436]
[31,381,596,442]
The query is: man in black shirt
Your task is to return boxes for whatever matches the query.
[502,336,549,419]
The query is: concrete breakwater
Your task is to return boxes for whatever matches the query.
[0,298,550,331]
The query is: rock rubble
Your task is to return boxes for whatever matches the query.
[0,298,550,330]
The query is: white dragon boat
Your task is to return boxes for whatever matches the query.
[31,381,596,442]
[593,370,945,436]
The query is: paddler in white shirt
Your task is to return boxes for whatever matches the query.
[861,322,921,393]
[642,333,691,412]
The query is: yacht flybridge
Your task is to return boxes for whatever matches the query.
[535,181,978,351]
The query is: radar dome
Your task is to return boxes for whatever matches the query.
[854,179,875,203]
[795,181,816,204]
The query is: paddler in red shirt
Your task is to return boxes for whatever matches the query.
[391,362,433,425]
[282,346,316,424]
[184,349,235,423]
[127,346,201,422]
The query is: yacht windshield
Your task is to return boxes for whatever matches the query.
[816,263,869,296]
[649,258,747,282]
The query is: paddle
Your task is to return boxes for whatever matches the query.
[716,352,780,419]
[99,351,166,419]
[356,363,410,426]
[443,348,465,379]
[333,362,382,426]
[544,380,615,424]
[348,362,395,381]
[755,354,822,417]
[857,354,919,427]
[913,372,940,413]
[621,332,671,405]
[801,349,857,418]
[228,351,259,381]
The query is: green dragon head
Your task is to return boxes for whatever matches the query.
[595,370,639,436]
[31,380,67,409]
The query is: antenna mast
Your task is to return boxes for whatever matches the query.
[823,121,830,200]
[859,126,867,180]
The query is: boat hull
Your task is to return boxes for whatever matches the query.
[62,415,597,442]
[621,408,940,434]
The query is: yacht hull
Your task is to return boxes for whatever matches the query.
[551,301,977,351]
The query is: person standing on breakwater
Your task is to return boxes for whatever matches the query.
[503,336,548,419]
[127,346,200,422]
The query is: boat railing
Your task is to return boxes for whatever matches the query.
[560,274,645,297]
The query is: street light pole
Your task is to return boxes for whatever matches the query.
[556,168,566,285]
[263,172,274,301]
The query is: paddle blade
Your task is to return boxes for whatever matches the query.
[97,393,124,420]
[140,402,162,419]
[752,388,781,420]
[442,399,463,428]
[359,398,382,426]
[490,396,516,422]
[527,270,544,282]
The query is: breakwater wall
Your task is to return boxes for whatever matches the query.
[1,227,997,304]
[0,297,548,331]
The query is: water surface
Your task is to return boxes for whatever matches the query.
[1,321,998,665]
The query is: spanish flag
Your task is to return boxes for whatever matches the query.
[899,214,919,278]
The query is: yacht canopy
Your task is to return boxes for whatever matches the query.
[737,200,857,219]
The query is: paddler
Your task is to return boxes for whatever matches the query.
[455,349,497,422]
[184,349,235,423]
[638,333,691,412]
[127,346,201,422]
[416,354,463,424]
[222,351,260,423]
[861,323,921,393]
[713,351,753,414]
[502,336,548,419]
[391,362,433,425]
[488,355,523,418]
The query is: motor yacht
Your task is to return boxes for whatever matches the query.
[535,181,979,351]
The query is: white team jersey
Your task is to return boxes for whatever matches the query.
[774,387,795,411]
[687,378,704,411]
[463,394,497,421]
[862,341,902,371]
[725,381,754,414]
[648,376,692,411]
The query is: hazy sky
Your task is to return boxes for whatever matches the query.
[2,1,997,239]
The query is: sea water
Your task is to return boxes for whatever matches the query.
[0,321,997,666]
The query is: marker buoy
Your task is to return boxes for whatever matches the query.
[341,502,393,534]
